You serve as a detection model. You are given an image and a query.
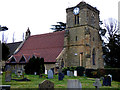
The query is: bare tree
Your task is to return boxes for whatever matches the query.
[22,33,24,41]
[102,18,119,42]
[99,18,120,68]
[2,32,4,43]
[2,32,8,43]
[12,32,16,43]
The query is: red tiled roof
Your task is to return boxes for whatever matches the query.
[13,31,65,63]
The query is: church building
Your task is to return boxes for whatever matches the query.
[7,2,104,71]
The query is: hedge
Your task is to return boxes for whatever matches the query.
[85,68,120,82]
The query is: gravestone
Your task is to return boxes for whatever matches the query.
[48,69,53,79]
[58,73,64,80]
[39,80,54,89]
[34,72,37,75]
[0,85,11,90]
[103,75,111,86]
[67,70,70,76]
[5,65,12,82]
[45,70,47,74]
[17,70,22,77]
[74,70,77,76]
[67,79,82,89]
[70,71,74,77]
[93,78,101,88]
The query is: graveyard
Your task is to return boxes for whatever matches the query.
[1,1,120,90]
[1,72,120,89]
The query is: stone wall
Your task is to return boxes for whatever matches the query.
[58,2,104,69]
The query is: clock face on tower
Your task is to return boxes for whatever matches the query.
[73,7,80,15]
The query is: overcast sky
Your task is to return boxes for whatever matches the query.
[0,0,119,43]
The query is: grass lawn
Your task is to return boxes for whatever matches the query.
[1,72,120,89]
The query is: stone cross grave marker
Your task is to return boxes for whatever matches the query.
[48,69,53,79]
[5,65,12,82]
[39,80,54,89]
[93,78,101,88]
[74,70,77,76]
[67,79,82,89]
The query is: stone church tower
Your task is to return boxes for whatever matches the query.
[56,2,104,69]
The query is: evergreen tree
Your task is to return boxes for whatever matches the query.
[99,18,120,68]
[24,56,45,74]
[0,26,8,31]
[2,43,10,61]
[51,22,66,32]
[104,34,120,68]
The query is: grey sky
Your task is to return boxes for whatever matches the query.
[0,0,119,43]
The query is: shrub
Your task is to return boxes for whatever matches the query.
[85,69,97,78]
[91,71,98,78]
[76,66,85,76]
[100,68,120,82]
[86,68,120,82]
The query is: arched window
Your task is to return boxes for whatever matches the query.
[75,36,78,41]
[75,15,79,25]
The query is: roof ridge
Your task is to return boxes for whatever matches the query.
[30,31,65,37]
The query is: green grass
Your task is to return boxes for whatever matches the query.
[1,72,120,89]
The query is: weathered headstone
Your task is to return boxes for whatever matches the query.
[39,80,54,89]
[5,65,11,82]
[74,70,77,76]
[103,75,111,86]
[70,71,74,77]
[0,85,11,90]
[48,69,53,79]
[58,73,64,80]
[67,79,82,89]
[93,78,101,88]
[45,70,47,74]
[34,72,37,75]
[67,70,70,76]
[17,70,22,77]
